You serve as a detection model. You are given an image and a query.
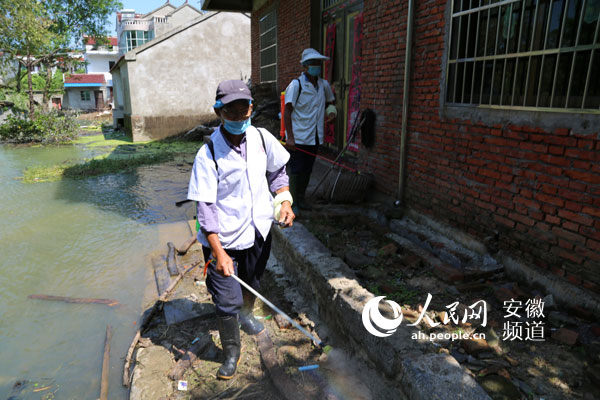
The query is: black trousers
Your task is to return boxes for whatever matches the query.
[202,230,272,316]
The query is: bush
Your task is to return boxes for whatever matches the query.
[0,111,78,144]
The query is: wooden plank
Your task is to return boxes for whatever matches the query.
[28,294,119,307]
[152,255,171,296]
[255,330,305,400]
[167,335,212,381]
[100,325,112,400]
[166,242,179,276]
[123,262,200,387]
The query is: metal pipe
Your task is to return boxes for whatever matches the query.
[230,274,323,346]
[397,0,415,204]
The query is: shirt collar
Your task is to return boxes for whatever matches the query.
[220,126,246,150]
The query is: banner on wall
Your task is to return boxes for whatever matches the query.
[324,22,336,145]
[346,12,363,151]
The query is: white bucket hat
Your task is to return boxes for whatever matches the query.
[300,48,329,64]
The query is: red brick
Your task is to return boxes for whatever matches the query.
[566,273,583,285]
[551,328,578,345]
[551,246,585,263]
[509,212,535,227]
[562,221,579,232]
[564,169,600,184]
[557,209,594,226]
[535,193,564,208]
[552,227,586,244]
[434,263,464,283]
[582,206,600,218]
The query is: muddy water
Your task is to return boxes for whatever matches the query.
[0,144,197,399]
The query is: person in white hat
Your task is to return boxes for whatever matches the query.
[283,48,336,213]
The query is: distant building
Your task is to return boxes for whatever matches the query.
[111,5,250,141]
[116,1,204,54]
[61,36,118,111]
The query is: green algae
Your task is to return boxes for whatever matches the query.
[23,133,201,183]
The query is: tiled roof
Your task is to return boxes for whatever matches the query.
[84,36,118,46]
[64,74,106,84]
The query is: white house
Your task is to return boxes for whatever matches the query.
[61,37,118,111]
[116,1,204,55]
[111,9,250,141]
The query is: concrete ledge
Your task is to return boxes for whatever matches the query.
[400,354,492,400]
[271,223,492,399]
[499,252,600,317]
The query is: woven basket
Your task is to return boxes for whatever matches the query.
[311,169,373,203]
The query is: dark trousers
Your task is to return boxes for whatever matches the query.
[289,132,319,175]
[202,230,272,316]
[289,143,319,175]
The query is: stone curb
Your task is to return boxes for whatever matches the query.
[271,222,491,400]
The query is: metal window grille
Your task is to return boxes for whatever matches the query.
[80,91,91,101]
[260,10,277,83]
[446,0,600,112]
[323,0,343,9]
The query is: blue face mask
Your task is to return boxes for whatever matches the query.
[223,118,251,135]
[307,65,321,77]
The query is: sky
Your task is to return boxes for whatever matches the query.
[105,0,204,36]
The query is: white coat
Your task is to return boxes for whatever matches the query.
[187,126,290,250]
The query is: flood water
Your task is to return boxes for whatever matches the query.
[0,144,196,399]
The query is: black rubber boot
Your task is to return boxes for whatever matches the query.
[216,315,241,380]
[239,290,265,335]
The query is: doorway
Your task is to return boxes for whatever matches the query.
[322,1,363,151]
[94,90,105,110]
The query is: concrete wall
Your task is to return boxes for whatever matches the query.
[64,87,108,110]
[167,6,202,27]
[112,68,124,126]
[85,53,119,76]
[250,0,600,298]
[120,11,251,141]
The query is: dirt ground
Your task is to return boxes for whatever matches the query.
[134,243,374,400]
[301,208,600,400]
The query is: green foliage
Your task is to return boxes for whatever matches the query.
[19,70,63,92]
[4,92,30,113]
[0,111,78,144]
[0,0,121,116]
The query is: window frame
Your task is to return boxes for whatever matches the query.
[80,90,91,102]
[125,30,153,52]
[259,9,277,83]
[445,0,600,114]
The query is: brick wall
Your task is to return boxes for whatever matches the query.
[359,0,600,293]
[251,0,600,294]
[252,0,311,92]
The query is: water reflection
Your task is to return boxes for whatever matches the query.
[0,144,198,399]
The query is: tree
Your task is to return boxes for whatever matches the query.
[0,0,121,118]
[0,0,57,118]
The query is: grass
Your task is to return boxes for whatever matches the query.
[22,133,201,183]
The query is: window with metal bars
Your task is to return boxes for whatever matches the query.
[259,10,277,83]
[323,0,344,9]
[446,0,600,112]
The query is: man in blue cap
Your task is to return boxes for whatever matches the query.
[284,48,337,213]
[188,79,294,379]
